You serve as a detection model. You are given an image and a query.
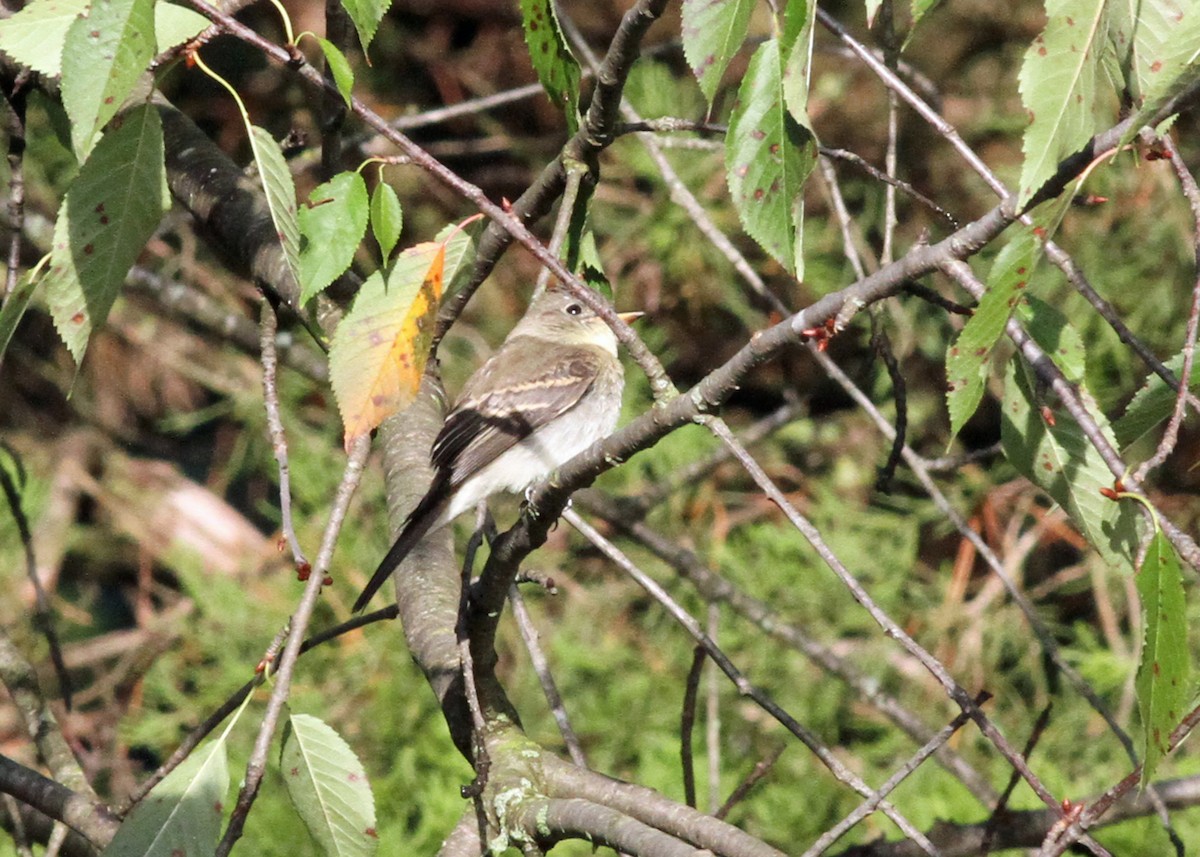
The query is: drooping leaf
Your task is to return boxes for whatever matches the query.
[1018,295,1086,383]
[945,190,1072,439]
[910,0,944,32]
[45,104,168,363]
[725,38,817,278]
[1017,1,1112,205]
[340,0,389,54]
[1135,529,1190,786]
[154,2,210,53]
[1000,357,1142,570]
[680,0,756,106]
[99,739,229,857]
[330,228,477,448]
[436,219,480,297]
[518,0,581,133]
[0,0,89,78]
[61,0,156,160]
[864,0,883,27]
[281,714,378,857]
[1113,352,1200,449]
[0,272,40,371]
[316,36,355,106]
[1109,0,1186,104]
[248,125,302,296]
[298,171,369,303]
[369,181,403,261]
[781,0,816,129]
[1119,3,1200,144]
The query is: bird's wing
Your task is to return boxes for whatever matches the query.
[432,338,604,488]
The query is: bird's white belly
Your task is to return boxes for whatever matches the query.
[442,389,620,523]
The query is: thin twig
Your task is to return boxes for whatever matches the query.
[215,435,371,856]
[260,301,308,568]
[981,703,1053,857]
[714,744,784,821]
[1132,143,1200,481]
[0,444,71,708]
[801,694,987,857]
[564,509,943,857]
[3,71,28,300]
[680,647,705,809]
[509,586,587,768]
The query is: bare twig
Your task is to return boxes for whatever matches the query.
[215,435,371,855]
[259,301,307,568]
[564,509,943,856]
[680,647,705,809]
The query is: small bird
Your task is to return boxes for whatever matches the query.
[353,287,641,612]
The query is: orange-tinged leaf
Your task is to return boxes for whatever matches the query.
[329,241,446,450]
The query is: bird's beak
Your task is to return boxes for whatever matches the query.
[617,311,645,324]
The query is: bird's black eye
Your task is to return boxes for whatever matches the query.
[566,303,583,316]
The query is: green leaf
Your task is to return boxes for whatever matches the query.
[680,0,756,106]
[1018,295,1086,383]
[100,739,229,857]
[317,36,355,106]
[434,220,480,296]
[519,0,582,133]
[0,272,40,372]
[1113,353,1200,449]
[864,0,883,27]
[1000,357,1141,570]
[725,38,817,278]
[369,181,403,261]
[1017,0,1112,205]
[45,104,168,363]
[154,2,209,53]
[945,191,1072,439]
[0,0,89,78]
[281,714,378,857]
[248,125,302,296]
[330,225,475,447]
[298,171,369,303]
[341,0,389,54]
[781,0,816,128]
[1118,3,1200,144]
[910,0,944,31]
[1136,529,1190,786]
[61,0,156,160]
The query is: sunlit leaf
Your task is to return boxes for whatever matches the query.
[281,714,378,857]
[316,36,355,106]
[725,38,817,278]
[330,234,453,448]
[1119,3,1200,144]
[1018,295,1086,383]
[154,2,209,53]
[61,0,156,159]
[910,0,944,32]
[864,0,883,27]
[0,272,40,371]
[1136,529,1190,786]
[680,0,755,106]
[1017,1,1112,205]
[519,0,581,133]
[945,191,1072,439]
[1113,352,1200,449]
[298,171,369,303]
[248,125,302,296]
[1000,357,1141,571]
[45,104,167,363]
[369,181,403,261]
[0,0,89,78]
[341,0,389,54]
[100,739,228,857]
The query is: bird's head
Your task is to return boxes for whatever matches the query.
[509,288,643,355]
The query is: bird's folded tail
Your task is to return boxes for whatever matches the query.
[353,478,450,612]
